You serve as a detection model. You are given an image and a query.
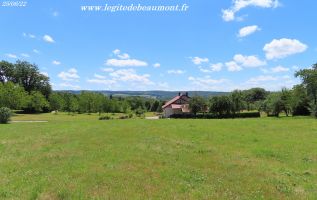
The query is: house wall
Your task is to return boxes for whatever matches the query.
[163,107,174,118]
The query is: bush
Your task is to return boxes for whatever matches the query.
[170,112,260,119]
[128,113,133,118]
[99,115,112,120]
[119,115,129,119]
[0,107,12,124]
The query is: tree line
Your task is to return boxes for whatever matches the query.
[188,63,317,118]
[0,60,163,115]
[1,60,317,118]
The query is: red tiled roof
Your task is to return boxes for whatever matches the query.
[162,94,190,109]
[162,95,181,109]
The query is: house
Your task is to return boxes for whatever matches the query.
[162,92,190,118]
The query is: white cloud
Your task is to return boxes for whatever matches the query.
[5,53,17,59]
[58,68,80,81]
[43,35,55,43]
[199,63,223,73]
[198,66,213,73]
[247,75,278,84]
[105,58,148,67]
[191,57,209,65]
[271,66,290,73]
[233,54,266,67]
[87,79,116,85]
[94,73,106,79]
[52,60,61,65]
[102,68,114,72]
[59,83,81,90]
[167,70,186,75]
[210,63,223,72]
[21,53,30,58]
[112,49,130,59]
[188,76,230,90]
[225,61,243,72]
[33,49,40,54]
[113,49,121,55]
[238,25,261,37]
[117,53,130,59]
[222,0,280,21]
[244,74,299,91]
[23,33,36,39]
[106,49,148,67]
[222,9,235,21]
[263,38,308,60]
[153,63,161,68]
[110,69,153,85]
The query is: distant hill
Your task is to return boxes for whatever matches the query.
[55,90,228,100]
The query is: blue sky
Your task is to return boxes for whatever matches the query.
[0,0,316,91]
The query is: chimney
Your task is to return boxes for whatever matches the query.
[178,92,181,96]
[185,92,188,97]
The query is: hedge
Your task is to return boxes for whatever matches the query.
[169,112,260,119]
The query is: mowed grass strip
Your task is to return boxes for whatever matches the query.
[0,113,317,199]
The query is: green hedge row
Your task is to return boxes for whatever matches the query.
[169,112,260,119]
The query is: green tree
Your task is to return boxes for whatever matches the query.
[243,88,267,110]
[280,88,292,116]
[0,82,28,109]
[49,93,65,113]
[26,91,49,113]
[189,96,207,115]
[262,93,283,117]
[13,61,51,97]
[230,90,245,114]
[0,61,15,83]
[295,63,317,117]
[209,96,232,116]
[290,85,310,116]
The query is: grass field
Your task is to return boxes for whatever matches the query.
[0,113,317,199]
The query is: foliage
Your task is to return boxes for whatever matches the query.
[99,115,112,120]
[0,107,12,124]
[189,96,207,115]
[0,82,28,109]
[135,107,145,117]
[0,60,52,97]
[262,93,284,117]
[230,90,246,113]
[243,88,268,110]
[170,112,260,119]
[290,85,310,116]
[295,63,317,117]
[209,96,232,116]
[26,91,49,113]
[49,93,65,112]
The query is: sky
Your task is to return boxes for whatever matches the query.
[0,0,316,91]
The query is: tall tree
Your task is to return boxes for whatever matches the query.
[295,64,317,117]
[0,60,52,98]
[189,96,207,115]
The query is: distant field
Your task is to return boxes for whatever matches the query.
[1,113,317,199]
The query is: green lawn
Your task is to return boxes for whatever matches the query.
[1,113,317,199]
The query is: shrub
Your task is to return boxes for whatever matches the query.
[128,113,133,118]
[99,115,112,120]
[119,115,129,119]
[170,112,260,119]
[0,107,12,124]
[135,107,145,117]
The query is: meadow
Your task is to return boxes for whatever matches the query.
[0,113,316,199]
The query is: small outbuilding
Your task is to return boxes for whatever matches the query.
[162,92,190,118]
